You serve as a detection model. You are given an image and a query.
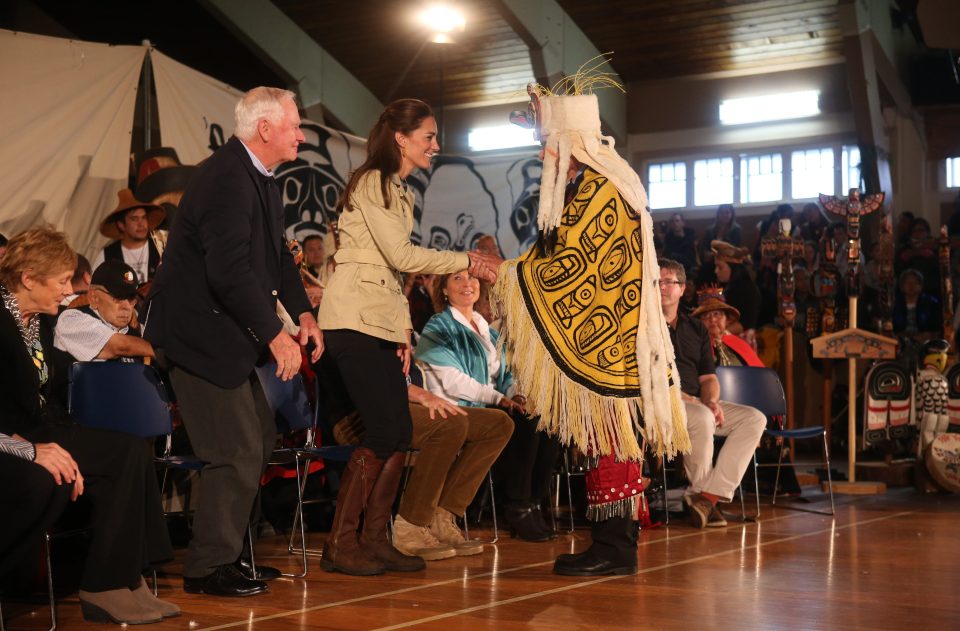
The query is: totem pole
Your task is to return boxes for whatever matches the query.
[876,216,896,337]
[760,219,805,432]
[811,189,894,492]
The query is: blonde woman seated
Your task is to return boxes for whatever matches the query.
[416,270,560,541]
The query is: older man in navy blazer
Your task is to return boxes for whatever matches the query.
[144,87,322,597]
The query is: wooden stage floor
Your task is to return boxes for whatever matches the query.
[6,489,959,630]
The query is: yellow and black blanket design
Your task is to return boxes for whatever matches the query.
[493,168,648,459]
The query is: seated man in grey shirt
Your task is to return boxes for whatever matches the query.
[55,260,155,363]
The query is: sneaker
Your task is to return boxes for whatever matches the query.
[684,493,713,529]
[706,505,728,528]
[392,515,457,560]
[430,508,484,556]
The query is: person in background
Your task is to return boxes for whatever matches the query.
[698,204,742,265]
[91,189,165,285]
[300,235,326,310]
[712,240,760,347]
[661,212,697,274]
[794,202,828,243]
[893,268,941,340]
[692,285,764,367]
[61,254,92,307]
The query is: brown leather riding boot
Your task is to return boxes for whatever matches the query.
[320,447,385,576]
[359,452,426,572]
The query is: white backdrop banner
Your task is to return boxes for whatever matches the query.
[151,49,242,166]
[0,30,145,258]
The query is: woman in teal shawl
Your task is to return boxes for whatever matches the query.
[416,269,559,542]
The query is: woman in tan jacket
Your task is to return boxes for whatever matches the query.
[316,99,500,576]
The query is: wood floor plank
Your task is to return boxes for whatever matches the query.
[4,490,958,630]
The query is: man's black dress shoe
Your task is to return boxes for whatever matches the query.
[183,564,268,597]
[236,558,282,581]
[553,549,637,577]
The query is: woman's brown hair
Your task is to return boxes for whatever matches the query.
[0,226,77,290]
[337,99,434,214]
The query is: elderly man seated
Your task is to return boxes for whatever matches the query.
[54,260,155,363]
[658,258,766,528]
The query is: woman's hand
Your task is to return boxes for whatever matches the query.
[34,442,84,500]
[417,391,466,420]
[499,395,526,414]
[397,329,412,375]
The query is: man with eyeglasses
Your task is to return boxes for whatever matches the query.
[658,258,765,528]
[54,260,155,363]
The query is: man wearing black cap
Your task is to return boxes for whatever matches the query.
[54,260,154,363]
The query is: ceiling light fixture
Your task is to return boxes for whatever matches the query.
[719,90,821,126]
[418,4,465,44]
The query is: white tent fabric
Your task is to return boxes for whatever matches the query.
[0,30,145,259]
[150,49,242,166]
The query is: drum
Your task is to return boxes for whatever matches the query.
[925,433,960,493]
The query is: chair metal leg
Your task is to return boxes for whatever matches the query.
[281,456,309,577]
[245,523,258,579]
[151,570,157,596]
[661,460,670,526]
[562,451,575,533]
[823,432,836,516]
[44,532,56,631]
[487,471,498,543]
[752,453,761,519]
[772,443,786,507]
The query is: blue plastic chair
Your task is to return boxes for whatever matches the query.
[254,363,355,577]
[715,365,835,516]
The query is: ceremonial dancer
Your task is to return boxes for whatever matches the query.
[490,67,689,576]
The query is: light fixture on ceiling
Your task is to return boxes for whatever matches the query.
[719,90,821,126]
[418,3,465,44]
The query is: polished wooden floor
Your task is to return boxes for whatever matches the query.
[6,488,959,630]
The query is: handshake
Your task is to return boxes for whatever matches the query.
[466,250,504,283]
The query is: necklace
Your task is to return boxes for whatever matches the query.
[0,284,40,348]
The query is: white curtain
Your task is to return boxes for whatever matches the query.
[0,30,145,259]
[151,49,242,166]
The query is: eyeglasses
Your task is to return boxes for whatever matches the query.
[657,279,684,287]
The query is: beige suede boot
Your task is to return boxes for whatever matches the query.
[78,587,162,625]
[392,514,456,561]
[430,508,484,556]
[132,578,181,618]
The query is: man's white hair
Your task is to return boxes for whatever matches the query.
[234,87,297,140]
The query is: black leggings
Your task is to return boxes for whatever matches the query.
[324,329,412,459]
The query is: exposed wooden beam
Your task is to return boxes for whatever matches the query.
[200,0,382,135]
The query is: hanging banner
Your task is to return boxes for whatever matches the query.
[0,30,145,258]
[150,49,242,166]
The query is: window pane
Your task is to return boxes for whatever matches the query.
[792,147,835,199]
[693,157,733,206]
[648,161,686,209]
[741,153,783,203]
[841,145,861,193]
[947,157,960,188]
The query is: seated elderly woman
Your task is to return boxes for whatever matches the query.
[692,285,764,367]
[0,227,174,625]
[415,269,560,542]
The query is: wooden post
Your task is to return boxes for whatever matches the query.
[847,295,858,483]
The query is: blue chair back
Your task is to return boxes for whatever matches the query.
[715,365,786,425]
[254,363,314,433]
[68,362,172,438]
